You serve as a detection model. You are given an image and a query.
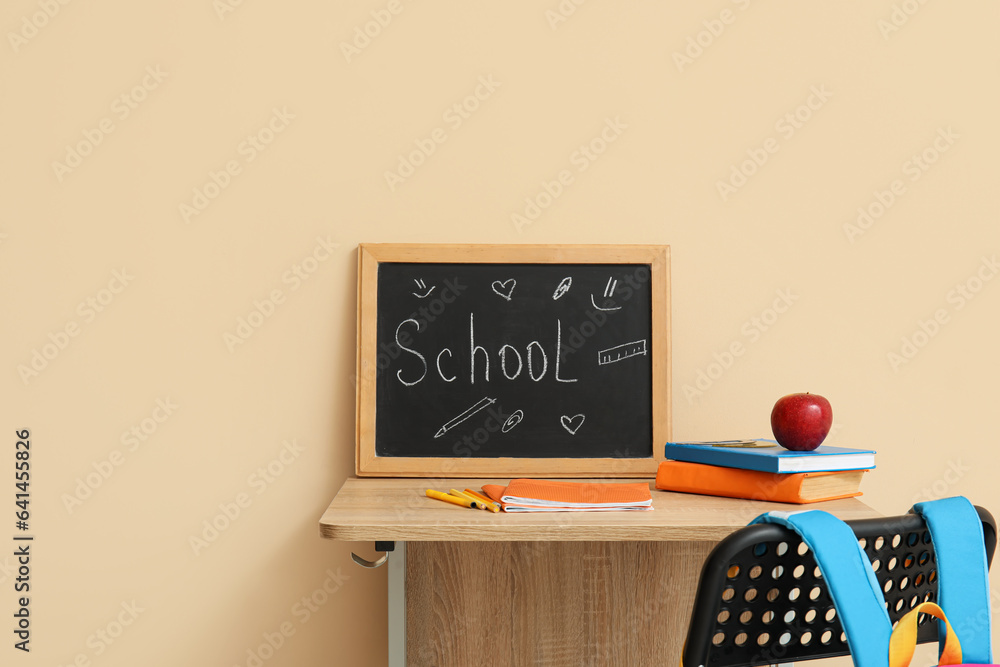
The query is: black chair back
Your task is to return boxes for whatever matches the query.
[683,507,997,667]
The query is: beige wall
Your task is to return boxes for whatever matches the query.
[2,1,998,665]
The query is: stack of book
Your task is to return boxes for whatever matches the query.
[656,439,875,504]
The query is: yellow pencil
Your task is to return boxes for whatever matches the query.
[450,489,498,512]
[463,488,502,513]
[425,489,477,509]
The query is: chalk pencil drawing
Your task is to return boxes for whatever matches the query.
[501,409,524,433]
[552,276,572,300]
[411,278,435,298]
[597,339,647,365]
[560,414,585,435]
[491,278,516,301]
[434,396,497,439]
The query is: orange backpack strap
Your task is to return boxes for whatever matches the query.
[889,602,963,667]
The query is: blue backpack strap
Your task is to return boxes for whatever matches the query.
[912,496,993,664]
[752,510,891,667]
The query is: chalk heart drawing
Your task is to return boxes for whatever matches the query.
[491,279,516,301]
[560,414,585,435]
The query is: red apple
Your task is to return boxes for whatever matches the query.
[770,393,833,451]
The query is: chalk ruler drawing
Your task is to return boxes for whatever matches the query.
[411,279,435,298]
[597,339,647,365]
[434,396,496,438]
[560,414,585,435]
[552,276,572,300]
[502,409,524,433]
[491,279,516,301]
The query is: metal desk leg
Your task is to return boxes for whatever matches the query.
[388,542,406,667]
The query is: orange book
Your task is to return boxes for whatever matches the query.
[481,479,653,512]
[481,484,507,505]
[655,460,865,504]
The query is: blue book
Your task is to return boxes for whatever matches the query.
[663,439,876,474]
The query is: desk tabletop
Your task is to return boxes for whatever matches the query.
[319,478,880,542]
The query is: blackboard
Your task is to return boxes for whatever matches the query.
[355,244,671,477]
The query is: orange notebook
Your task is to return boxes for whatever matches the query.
[481,479,653,512]
[655,460,866,504]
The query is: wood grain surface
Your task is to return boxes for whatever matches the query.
[405,540,716,666]
[319,477,880,541]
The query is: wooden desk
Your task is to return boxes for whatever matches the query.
[320,478,879,666]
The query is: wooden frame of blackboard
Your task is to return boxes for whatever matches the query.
[355,243,671,477]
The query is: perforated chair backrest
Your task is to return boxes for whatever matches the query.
[682,507,997,667]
